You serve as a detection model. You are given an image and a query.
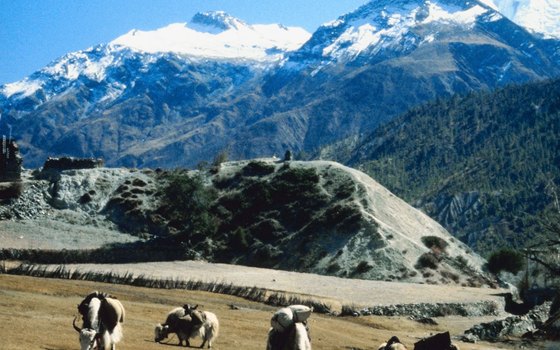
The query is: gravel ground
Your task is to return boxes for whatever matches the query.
[0,219,140,249]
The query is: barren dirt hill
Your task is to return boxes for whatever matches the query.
[0,159,491,286]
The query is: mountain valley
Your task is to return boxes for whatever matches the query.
[2,2,560,347]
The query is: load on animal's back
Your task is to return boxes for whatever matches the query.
[267,305,312,350]
[182,304,220,348]
[74,291,125,350]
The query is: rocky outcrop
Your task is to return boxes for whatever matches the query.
[414,331,458,350]
[347,300,500,318]
[463,302,551,341]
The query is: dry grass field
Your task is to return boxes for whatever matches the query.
[0,274,528,350]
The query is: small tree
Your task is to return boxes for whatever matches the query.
[211,150,228,173]
[421,236,448,252]
[416,252,440,269]
[230,227,250,251]
[284,150,292,161]
[487,248,525,274]
[213,150,228,167]
[162,171,218,242]
[528,182,560,276]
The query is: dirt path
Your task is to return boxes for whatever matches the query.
[53,260,506,309]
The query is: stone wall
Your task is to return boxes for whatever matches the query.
[43,157,104,171]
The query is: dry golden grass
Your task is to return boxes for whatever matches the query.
[0,274,519,349]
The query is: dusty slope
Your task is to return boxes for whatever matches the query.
[301,161,486,279]
[212,159,490,285]
[0,219,139,249]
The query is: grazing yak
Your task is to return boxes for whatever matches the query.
[154,307,197,346]
[183,304,220,348]
[267,305,312,350]
[74,291,125,350]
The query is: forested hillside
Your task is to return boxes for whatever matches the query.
[349,79,560,255]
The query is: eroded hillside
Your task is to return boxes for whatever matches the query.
[0,159,492,286]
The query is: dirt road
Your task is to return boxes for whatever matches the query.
[51,260,506,309]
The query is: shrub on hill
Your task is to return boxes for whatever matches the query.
[355,261,373,274]
[242,160,276,177]
[486,248,524,274]
[416,252,440,270]
[421,236,449,253]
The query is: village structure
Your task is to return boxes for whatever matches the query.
[0,137,22,182]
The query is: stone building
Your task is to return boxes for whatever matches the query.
[0,137,22,182]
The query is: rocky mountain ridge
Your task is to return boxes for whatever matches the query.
[0,1,559,169]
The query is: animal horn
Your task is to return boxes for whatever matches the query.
[73,316,82,332]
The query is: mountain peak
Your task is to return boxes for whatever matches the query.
[190,11,247,33]
[295,0,498,65]
[109,13,310,62]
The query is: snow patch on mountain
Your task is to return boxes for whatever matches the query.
[111,11,311,62]
[98,81,127,104]
[423,2,488,26]
[43,50,115,82]
[1,79,42,98]
[488,0,560,38]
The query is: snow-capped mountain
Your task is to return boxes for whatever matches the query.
[0,2,559,169]
[0,11,309,102]
[317,0,494,62]
[1,45,132,102]
[262,0,560,144]
[111,11,310,61]
[285,0,547,68]
[484,0,560,38]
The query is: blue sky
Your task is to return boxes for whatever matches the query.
[0,0,368,85]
